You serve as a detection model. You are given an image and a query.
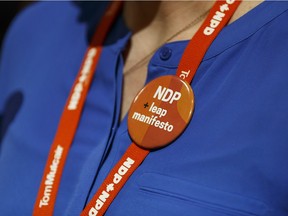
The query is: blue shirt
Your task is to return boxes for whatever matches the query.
[0,1,288,215]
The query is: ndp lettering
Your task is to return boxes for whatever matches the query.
[153,85,181,104]
[68,48,97,110]
[89,157,135,216]
[204,0,235,36]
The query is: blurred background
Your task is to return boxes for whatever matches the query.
[0,1,33,49]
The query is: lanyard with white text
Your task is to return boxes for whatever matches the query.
[33,2,123,215]
[81,1,241,216]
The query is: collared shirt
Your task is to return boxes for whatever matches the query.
[0,1,288,215]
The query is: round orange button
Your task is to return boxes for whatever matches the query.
[127,75,194,149]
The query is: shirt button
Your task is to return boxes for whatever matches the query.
[159,47,172,61]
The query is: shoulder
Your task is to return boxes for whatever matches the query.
[0,1,109,107]
[1,1,109,58]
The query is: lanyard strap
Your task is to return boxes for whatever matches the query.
[81,1,241,216]
[177,0,241,83]
[33,2,123,215]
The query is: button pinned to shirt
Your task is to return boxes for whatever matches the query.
[159,46,172,61]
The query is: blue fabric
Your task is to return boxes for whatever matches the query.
[0,1,288,215]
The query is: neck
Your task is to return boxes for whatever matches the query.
[120,0,263,120]
[123,1,214,45]
[123,0,264,45]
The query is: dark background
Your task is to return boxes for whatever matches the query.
[0,1,33,49]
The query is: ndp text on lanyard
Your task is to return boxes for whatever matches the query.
[33,1,241,215]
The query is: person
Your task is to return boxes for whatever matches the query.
[0,1,288,215]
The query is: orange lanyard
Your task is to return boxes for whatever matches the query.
[81,1,241,216]
[33,2,123,215]
[33,1,241,215]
